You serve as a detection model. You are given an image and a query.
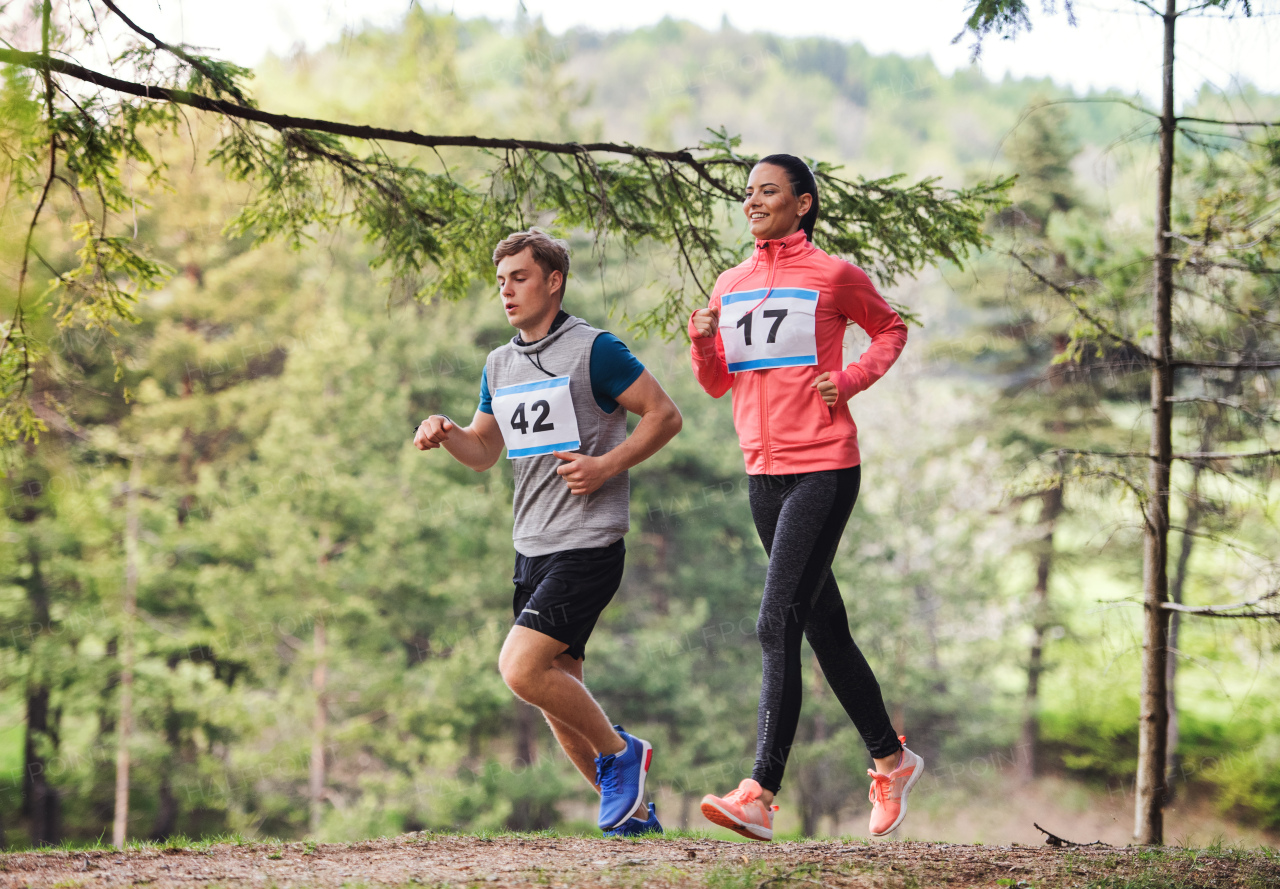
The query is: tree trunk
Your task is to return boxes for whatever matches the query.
[92,638,120,829]
[799,788,818,839]
[21,538,61,846]
[113,455,141,849]
[1020,480,1063,783]
[800,653,827,838]
[514,699,539,767]
[98,638,119,737]
[309,616,328,836]
[150,672,183,840]
[1166,451,1207,800]
[1134,0,1177,846]
[505,696,550,830]
[151,756,178,840]
[23,687,60,845]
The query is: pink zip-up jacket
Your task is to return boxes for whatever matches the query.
[689,229,908,475]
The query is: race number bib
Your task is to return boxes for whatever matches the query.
[491,375,582,459]
[718,288,819,372]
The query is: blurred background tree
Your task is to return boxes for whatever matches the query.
[960,0,1280,844]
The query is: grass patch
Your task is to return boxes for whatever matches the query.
[0,833,271,856]
[703,859,769,889]
[703,861,870,889]
[1085,874,1193,889]
[635,827,714,840]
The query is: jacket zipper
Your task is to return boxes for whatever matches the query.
[759,241,778,473]
[761,369,771,474]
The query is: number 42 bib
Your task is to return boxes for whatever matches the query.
[718,288,819,372]
[492,375,582,459]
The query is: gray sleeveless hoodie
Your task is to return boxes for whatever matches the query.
[485,315,630,556]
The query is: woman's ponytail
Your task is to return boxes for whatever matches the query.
[758,153,819,240]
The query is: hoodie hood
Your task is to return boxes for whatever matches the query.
[509,312,587,356]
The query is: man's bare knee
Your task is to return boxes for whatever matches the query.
[498,637,538,691]
[499,628,567,701]
[499,650,540,700]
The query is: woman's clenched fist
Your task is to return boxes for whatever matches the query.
[690,306,720,339]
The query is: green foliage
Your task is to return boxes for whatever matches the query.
[958,1,1257,59]
[1003,100,1079,229]
[948,70,1280,824]
[958,1,1076,58]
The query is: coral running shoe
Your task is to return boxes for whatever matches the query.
[700,778,778,841]
[868,736,924,837]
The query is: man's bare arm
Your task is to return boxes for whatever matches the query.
[552,370,683,495]
[414,410,505,471]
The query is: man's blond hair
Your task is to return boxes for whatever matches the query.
[492,229,570,300]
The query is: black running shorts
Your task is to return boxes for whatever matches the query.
[511,538,626,661]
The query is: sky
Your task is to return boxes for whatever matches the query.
[98,1,1280,107]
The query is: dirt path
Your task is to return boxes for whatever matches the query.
[2,833,1276,888]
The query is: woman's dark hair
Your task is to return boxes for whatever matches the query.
[757,153,819,240]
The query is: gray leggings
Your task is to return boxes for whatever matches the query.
[748,466,901,794]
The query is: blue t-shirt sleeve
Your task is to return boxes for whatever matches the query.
[478,366,494,415]
[590,333,645,414]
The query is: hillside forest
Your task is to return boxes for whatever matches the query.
[2,6,1280,849]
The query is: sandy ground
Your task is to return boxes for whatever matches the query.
[3,833,1279,889]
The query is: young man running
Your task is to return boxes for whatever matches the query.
[414,229,682,836]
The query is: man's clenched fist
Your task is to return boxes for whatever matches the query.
[414,416,454,450]
[553,450,612,496]
[690,306,720,339]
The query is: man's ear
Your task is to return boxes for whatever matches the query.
[547,269,564,298]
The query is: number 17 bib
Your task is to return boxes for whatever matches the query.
[491,375,582,459]
[718,287,819,372]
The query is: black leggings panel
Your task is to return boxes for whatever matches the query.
[747,466,901,794]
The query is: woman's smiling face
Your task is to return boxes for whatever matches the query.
[743,163,811,241]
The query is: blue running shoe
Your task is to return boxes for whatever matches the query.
[603,802,663,838]
[595,726,653,830]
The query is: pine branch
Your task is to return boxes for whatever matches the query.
[0,47,739,187]
[1166,395,1280,422]
[1171,358,1280,369]
[1172,448,1280,460]
[1051,448,1149,459]
[1034,822,1109,847]
[1040,95,1159,119]
[1162,590,1280,619]
[1176,115,1280,128]
[1050,446,1280,461]
[1180,257,1280,275]
[98,0,250,105]
[1009,251,1155,361]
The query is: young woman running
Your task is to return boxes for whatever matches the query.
[689,154,922,840]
